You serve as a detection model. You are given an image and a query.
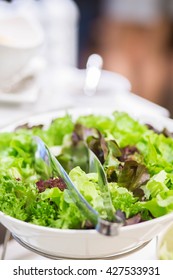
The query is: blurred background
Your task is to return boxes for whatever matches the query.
[74,0,173,116]
[0,0,173,115]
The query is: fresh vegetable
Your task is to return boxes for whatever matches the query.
[0,111,173,229]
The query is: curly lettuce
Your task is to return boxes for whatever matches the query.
[0,111,173,229]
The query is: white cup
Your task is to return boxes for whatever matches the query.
[0,16,44,85]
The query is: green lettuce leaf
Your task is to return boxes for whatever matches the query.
[47,115,74,146]
[109,183,142,218]
[142,170,168,199]
[69,166,106,218]
[141,190,173,217]
[117,160,150,198]
[0,177,36,221]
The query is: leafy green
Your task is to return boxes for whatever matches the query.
[140,171,173,217]
[0,132,14,153]
[0,111,173,228]
[142,171,168,199]
[69,167,106,218]
[141,190,173,217]
[57,141,89,173]
[0,177,36,221]
[117,160,150,198]
[109,183,143,218]
[77,114,114,135]
[46,115,74,146]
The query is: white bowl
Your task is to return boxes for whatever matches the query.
[0,108,173,259]
[0,16,44,82]
[0,211,173,259]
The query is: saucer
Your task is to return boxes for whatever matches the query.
[0,57,45,104]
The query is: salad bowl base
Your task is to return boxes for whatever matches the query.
[13,234,151,260]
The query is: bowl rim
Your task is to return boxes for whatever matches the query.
[1,107,173,132]
[1,210,173,235]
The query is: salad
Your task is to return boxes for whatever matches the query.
[0,111,173,230]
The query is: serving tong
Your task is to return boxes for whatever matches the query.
[34,136,124,236]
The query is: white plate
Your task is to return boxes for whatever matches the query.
[0,77,39,104]
[0,108,173,259]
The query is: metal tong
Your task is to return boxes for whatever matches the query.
[34,136,123,236]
